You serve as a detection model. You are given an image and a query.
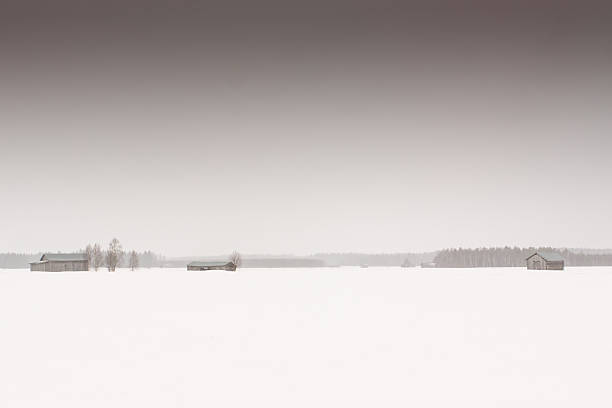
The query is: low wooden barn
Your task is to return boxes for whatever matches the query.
[526,251,565,270]
[30,253,89,272]
[420,262,437,268]
[187,261,236,271]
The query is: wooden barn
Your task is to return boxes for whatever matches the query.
[187,261,236,271]
[30,253,89,272]
[526,251,565,270]
[420,262,437,268]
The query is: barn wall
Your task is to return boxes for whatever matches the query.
[187,263,236,271]
[527,255,546,270]
[31,260,88,271]
[527,255,565,270]
[47,261,88,272]
[47,262,64,272]
[547,261,564,270]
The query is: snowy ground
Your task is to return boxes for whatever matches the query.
[1,266,612,407]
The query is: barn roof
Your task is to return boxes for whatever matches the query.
[527,251,564,262]
[188,261,233,267]
[40,253,88,262]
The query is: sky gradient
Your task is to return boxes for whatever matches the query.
[1,1,612,255]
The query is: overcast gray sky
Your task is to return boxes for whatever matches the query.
[1,1,611,255]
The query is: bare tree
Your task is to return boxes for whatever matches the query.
[106,238,124,272]
[229,250,242,269]
[129,250,139,271]
[92,243,104,271]
[85,244,94,270]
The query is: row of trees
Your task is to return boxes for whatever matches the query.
[85,239,143,271]
[552,249,612,266]
[433,247,612,268]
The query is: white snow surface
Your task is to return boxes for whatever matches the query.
[1,266,612,407]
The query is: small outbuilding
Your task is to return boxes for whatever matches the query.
[420,262,437,268]
[30,253,89,272]
[187,261,236,271]
[526,251,565,270]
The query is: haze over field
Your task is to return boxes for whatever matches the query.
[2,1,612,255]
[2,2,611,407]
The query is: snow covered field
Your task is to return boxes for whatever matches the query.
[2,266,612,407]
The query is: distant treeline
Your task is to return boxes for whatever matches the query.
[242,258,325,268]
[313,252,437,267]
[0,253,40,269]
[127,251,164,268]
[166,253,438,268]
[433,247,612,268]
[165,256,326,268]
[5,248,612,269]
